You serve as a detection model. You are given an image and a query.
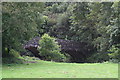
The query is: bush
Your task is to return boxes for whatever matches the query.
[2,48,20,58]
[2,57,23,64]
[38,33,66,62]
[9,49,20,58]
[87,53,110,63]
[109,59,119,63]
[108,45,120,62]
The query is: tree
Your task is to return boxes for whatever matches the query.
[2,2,45,57]
[109,2,120,45]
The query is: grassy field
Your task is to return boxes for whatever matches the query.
[2,60,118,78]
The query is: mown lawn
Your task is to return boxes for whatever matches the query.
[2,60,118,78]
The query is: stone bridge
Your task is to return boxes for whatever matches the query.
[24,36,95,62]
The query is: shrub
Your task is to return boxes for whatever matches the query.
[2,48,20,58]
[2,57,23,64]
[9,49,20,58]
[108,45,120,62]
[87,53,109,63]
[109,59,119,63]
[38,33,66,62]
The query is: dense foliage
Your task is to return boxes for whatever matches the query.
[2,2,45,57]
[2,2,120,63]
[108,44,120,62]
[38,34,66,62]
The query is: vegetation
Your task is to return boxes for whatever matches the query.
[2,2,120,63]
[108,44,120,62]
[2,2,119,78]
[2,2,45,58]
[38,34,66,62]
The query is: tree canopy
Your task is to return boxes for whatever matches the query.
[2,2,120,63]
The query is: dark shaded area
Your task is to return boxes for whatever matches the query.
[24,36,95,63]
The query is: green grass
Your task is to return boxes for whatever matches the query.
[2,60,118,78]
